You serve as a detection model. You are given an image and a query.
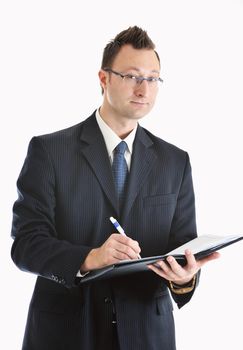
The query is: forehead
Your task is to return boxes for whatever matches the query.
[112,44,160,74]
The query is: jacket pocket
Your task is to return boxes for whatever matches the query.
[143,193,176,207]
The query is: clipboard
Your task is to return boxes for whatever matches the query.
[79,234,243,284]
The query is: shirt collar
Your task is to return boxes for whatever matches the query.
[95,109,137,157]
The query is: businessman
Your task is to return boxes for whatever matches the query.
[11,26,219,350]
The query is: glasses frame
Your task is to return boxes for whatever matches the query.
[103,68,163,85]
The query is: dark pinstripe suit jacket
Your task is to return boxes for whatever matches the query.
[11,111,198,350]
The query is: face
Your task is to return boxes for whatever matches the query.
[99,44,161,123]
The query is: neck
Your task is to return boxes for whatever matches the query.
[99,106,137,139]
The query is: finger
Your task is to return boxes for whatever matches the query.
[110,234,141,254]
[184,249,197,272]
[156,260,173,273]
[166,256,184,276]
[148,263,181,281]
[112,249,132,261]
[147,264,168,279]
[108,237,140,259]
[100,243,132,263]
[115,242,140,259]
[153,260,178,280]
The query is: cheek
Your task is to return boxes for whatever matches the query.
[107,86,129,105]
[149,90,159,106]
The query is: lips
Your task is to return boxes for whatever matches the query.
[130,101,148,105]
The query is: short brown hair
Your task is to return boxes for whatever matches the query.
[101,26,160,69]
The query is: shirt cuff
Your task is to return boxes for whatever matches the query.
[76,270,90,277]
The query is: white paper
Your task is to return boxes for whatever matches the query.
[167,234,243,255]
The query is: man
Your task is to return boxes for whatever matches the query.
[11,26,219,350]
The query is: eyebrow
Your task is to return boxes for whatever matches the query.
[123,67,160,74]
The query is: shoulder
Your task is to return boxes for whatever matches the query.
[29,112,96,148]
[139,126,188,160]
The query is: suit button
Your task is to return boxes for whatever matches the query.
[104,297,112,304]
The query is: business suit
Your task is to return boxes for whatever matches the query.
[11,111,198,350]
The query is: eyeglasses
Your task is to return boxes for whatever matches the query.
[103,68,163,88]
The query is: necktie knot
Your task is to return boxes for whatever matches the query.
[114,141,127,155]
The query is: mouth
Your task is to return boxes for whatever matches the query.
[130,101,149,106]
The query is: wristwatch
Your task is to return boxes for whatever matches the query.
[169,275,196,294]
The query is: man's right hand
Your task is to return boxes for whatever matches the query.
[80,233,141,273]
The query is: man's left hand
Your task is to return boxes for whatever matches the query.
[147,249,220,285]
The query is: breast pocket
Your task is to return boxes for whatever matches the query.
[141,194,177,240]
[143,193,176,207]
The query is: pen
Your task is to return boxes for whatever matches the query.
[109,216,141,259]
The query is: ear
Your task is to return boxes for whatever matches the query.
[98,69,108,91]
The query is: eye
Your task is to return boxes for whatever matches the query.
[125,74,137,81]
[147,77,158,82]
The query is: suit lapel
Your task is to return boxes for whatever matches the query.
[79,114,119,214]
[79,115,157,219]
[122,126,157,222]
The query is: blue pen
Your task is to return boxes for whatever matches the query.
[109,216,141,259]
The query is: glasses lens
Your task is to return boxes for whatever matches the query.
[123,75,138,87]
[124,75,160,88]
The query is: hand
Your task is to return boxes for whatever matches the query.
[80,233,141,272]
[147,249,220,285]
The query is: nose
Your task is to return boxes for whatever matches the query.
[134,79,149,97]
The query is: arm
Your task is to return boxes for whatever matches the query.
[11,137,91,287]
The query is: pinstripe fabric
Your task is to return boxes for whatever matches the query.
[11,112,198,350]
[112,141,128,207]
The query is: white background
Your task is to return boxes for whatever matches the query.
[1,0,243,349]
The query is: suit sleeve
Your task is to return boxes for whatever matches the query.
[11,137,92,288]
[168,153,200,308]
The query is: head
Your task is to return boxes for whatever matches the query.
[101,26,160,74]
[99,26,162,124]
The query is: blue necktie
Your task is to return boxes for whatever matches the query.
[112,141,128,205]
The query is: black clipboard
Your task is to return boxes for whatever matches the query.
[79,234,243,284]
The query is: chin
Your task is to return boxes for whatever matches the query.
[132,107,151,119]
[128,112,147,121]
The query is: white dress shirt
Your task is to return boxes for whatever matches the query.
[95,109,137,171]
